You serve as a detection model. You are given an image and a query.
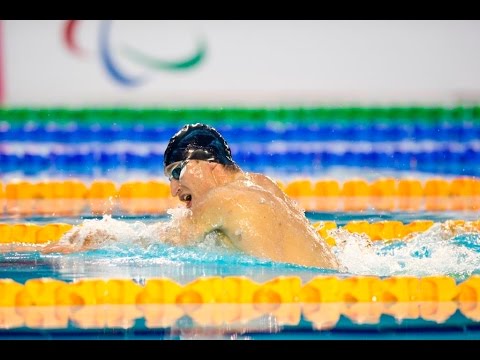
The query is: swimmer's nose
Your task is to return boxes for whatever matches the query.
[170,180,180,197]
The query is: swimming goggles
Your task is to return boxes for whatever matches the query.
[164,160,189,181]
[165,149,217,181]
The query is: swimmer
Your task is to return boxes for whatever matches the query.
[43,123,339,269]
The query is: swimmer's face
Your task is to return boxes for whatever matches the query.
[167,160,218,209]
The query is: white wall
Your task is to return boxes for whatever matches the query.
[3,20,480,106]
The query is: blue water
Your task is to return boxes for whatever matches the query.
[0,215,479,301]
[1,210,480,339]
[1,212,480,284]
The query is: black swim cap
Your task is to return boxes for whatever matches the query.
[164,123,236,167]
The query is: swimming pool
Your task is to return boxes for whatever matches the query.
[1,107,480,339]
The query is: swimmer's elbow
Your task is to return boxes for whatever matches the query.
[58,228,117,250]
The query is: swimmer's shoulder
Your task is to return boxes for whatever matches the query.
[202,182,265,209]
[245,172,286,197]
[208,181,251,199]
[195,183,243,210]
[193,185,254,225]
[240,172,275,189]
[247,172,274,183]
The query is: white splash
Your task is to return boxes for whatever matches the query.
[57,215,153,248]
[57,207,229,251]
[54,214,480,279]
[332,223,480,278]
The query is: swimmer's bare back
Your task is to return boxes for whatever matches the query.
[191,178,339,269]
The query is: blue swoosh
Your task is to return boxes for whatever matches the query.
[99,20,144,86]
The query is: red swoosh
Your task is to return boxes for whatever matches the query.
[63,20,84,55]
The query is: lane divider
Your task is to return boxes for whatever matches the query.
[1,177,480,215]
[1,106,479,127]
[0,275,479,329]
[3,123,480,143]
[2,149,480,178]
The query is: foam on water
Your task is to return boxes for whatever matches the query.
[49,214,480,280]
[332,223,480,280]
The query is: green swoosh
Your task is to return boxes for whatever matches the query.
[121,38,207,71]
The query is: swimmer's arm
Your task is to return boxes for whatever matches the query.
[148,214,206,246]
[0,226,118,255]
[151,198,225,246]
[0,243,46,253]
[41,227,116,254]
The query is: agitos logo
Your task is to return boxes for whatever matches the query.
[62,20,207,87]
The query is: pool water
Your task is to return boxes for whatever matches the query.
[1,212,480,284]
[1,211,480,340]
